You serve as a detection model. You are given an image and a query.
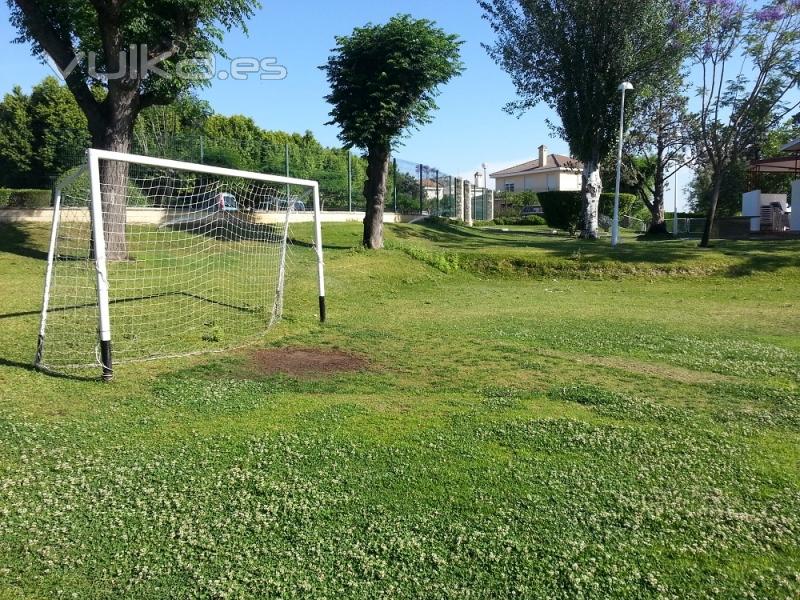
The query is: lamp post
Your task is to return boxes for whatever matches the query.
[482,163,488,190]
[613,82,634,247]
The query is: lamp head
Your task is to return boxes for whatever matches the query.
[618,82,634,92]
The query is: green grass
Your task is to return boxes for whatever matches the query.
[1,220,799,598]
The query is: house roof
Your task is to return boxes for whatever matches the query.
[780,138,800,153]
[490,154,583,178]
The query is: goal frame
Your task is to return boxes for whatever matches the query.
[35,148,326,382]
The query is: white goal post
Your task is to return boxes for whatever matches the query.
[35,149,326,381]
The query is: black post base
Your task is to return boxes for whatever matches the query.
[319,296,326,323]
[100,340,113,382]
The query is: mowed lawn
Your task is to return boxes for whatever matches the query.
[1,220,799,599]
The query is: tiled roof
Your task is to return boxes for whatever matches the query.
[490,154,583,177]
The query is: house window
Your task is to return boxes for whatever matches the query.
[504,183,515,192]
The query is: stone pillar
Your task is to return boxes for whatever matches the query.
[464,180,473,226]
[454,177,464,222]
[792,180,800,232]
[487,190,495,222]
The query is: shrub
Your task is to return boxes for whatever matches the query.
[493,215,547,226]
[538,191,581,233]
[0,188,52,208]
[599,192,638,218]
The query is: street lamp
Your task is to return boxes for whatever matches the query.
[482,163,488,190]
[612,81,634,247]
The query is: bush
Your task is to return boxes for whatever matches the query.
[493,215,547,226]
[538,191,582,233]
[599,192,638,218]
[0,188,52,208]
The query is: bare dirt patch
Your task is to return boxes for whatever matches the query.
[248,347,369,378]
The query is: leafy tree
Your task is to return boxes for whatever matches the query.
[686,0,800,247]
[29,76,89,185]
[481,0,686,239]
[8,0,258,258]
[625,77,692,234]
[134,94,212,160]
[321,14,463,248]
[0,86,34,188]
[688,158,747,217]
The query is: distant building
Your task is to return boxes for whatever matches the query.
[490,145,583,194]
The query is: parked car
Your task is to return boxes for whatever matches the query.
[217,192,239,212]
[520,205,543,216]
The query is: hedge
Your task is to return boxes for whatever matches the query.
[538,191,640,233]
[538,191,582,233]
[493,215,547,226]
[0,188,52,209]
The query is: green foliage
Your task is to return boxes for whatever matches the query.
[481,0,685,166]
[28,77,89,183]
[0,86,34,188]
[0,188,51,208]
[7,0,260,116]
[599,193,639,218]
[493,215,547,226]
[0,77,88,188]
[538,191,582,233]
[321,14,463,151]
[689,160,747,217]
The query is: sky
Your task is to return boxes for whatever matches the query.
[0,0,696,208]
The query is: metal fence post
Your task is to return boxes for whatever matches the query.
[285,143,290,201]
[418,164,424,214]
[393,158,398,213]
[435,169,440,217]
[347,150,352,212]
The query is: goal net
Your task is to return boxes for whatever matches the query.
[36,150,324,380]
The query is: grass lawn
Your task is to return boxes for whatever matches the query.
[1,220,799,598]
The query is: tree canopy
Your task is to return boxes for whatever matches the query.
[322,14,463,153]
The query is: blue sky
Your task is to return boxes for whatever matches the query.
[0,0,696,208]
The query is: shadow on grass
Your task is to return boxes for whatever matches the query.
[0,357,100,382]
[0,223,48,261]
[390,220,800,272]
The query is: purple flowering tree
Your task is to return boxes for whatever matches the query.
[689,0,800,246]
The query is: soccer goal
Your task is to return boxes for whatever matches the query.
[35,149,326,381]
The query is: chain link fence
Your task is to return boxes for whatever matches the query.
[28,136,491,219]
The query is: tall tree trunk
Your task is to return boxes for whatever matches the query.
[700,171,723,248]
[89,90,139,261]
[648,170,668,235]
[579,159,602,239]
[363,145,390,249]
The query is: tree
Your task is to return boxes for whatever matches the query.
[624,78,692,234]
[8,0,258,258]
[0,86,34,188]
[29,76,90,185]
[321,14,463,249]
[480,0,687,238]
[687,0,800,247]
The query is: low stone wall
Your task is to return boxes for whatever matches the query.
[0,208,419,226]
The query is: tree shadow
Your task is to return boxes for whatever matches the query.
[391,220,707,265]
[0,223,48,260]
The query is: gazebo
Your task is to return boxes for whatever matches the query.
[744,138,800,232]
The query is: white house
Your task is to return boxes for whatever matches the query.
[490,145,583,194]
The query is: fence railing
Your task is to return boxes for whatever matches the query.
[40,137,486,217]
